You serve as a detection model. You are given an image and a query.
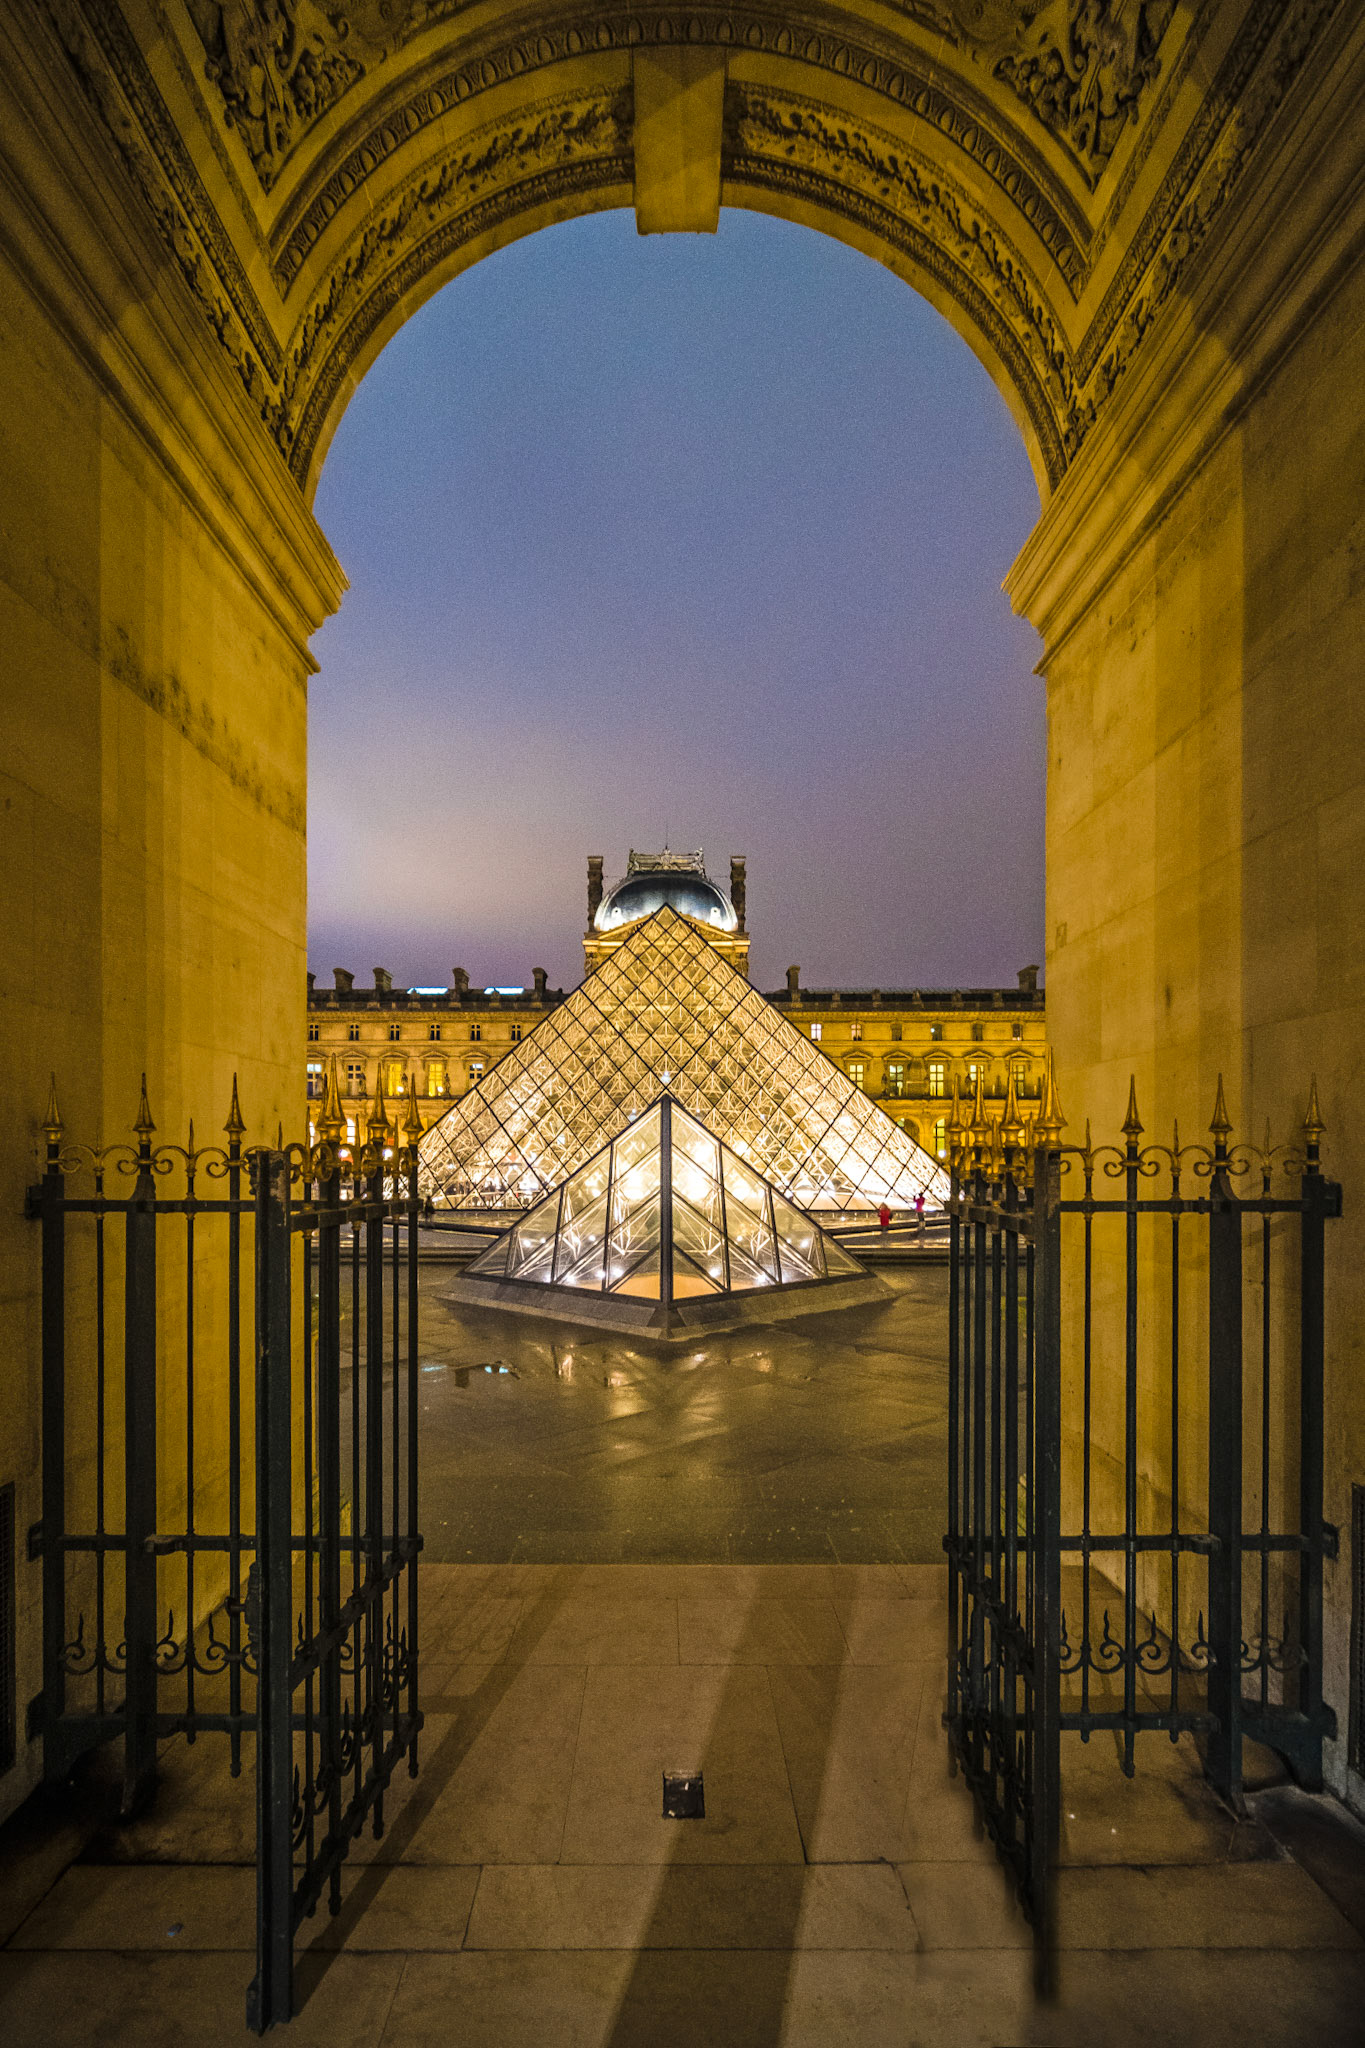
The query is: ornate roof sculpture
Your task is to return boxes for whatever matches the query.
[451,1093,886,1338]
[419,904,952,1212]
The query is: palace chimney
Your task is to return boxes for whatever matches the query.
[333,969,354,994]
[729,856,747,932]
[786,965,800,998]
[373,967,392,994]
[1017,964,1040,994]
[532,967,548,999]
[451,967,469,997]
[587,855,604,926]
[307,971,315,995]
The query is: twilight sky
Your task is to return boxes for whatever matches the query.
[308,208,1044,995]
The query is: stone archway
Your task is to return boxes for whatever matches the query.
[3,0,1364,1827]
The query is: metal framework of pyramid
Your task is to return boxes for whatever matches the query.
[449,1094,888,1338]
[419,904,951,1213]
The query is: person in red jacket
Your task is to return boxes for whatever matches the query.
[878,1202,891,1232]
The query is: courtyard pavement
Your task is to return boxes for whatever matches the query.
[1,1275,1363,2043]
[407,1266,951,1565]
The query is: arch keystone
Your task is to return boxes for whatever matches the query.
[633,46,726,234]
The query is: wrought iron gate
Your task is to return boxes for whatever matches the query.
[945,1064,1339,1989]
[28,1062,423,2031]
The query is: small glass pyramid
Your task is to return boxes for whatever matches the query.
[421,904,950,1213]
[453,1094,886,1338]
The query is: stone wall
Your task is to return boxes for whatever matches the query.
[1015,92,1365,1805]
[0,12,340,1818]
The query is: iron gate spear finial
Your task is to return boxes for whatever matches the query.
[224,1073,246,1141]
[1122,1075,1143,1142]
[42,1074,63,1154]
[135,1073,156,1137]
[1303,1075,1325,1167]
[317,1055,345,1145]
[1209,1073,1233,1141]
[1035,1049,1066,1144]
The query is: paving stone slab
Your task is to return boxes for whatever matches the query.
[464,1861,919,1951]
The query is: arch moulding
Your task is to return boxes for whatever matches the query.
[35,0,1348,514]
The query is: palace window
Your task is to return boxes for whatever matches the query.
[511,1024,523,1041]
[388,1023,401,1042]
[809,1023,822,1042]
[429,1022,442,1042]
[971,1022,984,1041]
[426,1060,447,1097]
[934,1117,947,1158]
[470,1023,482,1041]
[848,1059,867,1092]
[1012,1021,1023,1039]
[469,1060,485,1083]
[887,1061,906,1098]
[308,1022,319,1042]
[306,1061,323,1099]
[850,1020,863,1041]
[927,1061,946,1098]
[929,1023,943,1041]
[384,1058,405,1095]
[345,1119,357,1143]
[890,1022,902,1041]
[348,1022,361,1042]
[345,1061,365,1095]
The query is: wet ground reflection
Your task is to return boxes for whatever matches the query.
[407,1266,949,1566]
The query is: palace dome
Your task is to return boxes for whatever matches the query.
[595,867,737,934]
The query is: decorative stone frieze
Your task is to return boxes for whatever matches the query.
[27,0,1347,488]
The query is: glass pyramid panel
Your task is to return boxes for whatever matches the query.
[463,1095,876,1308]
[422,905,951,1212]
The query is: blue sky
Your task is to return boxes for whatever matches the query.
[308,206,1044,993]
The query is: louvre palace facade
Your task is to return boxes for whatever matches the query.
[306,850,1049,1188]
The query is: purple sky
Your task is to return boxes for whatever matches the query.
[308,208,1043,995]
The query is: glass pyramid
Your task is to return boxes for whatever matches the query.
[420,904,951,1213]
[454,1094,884,1336]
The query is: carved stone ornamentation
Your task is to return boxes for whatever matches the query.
[284,91,632,474]
[268,8,1090,301]
[186,0,443,189]
[957,0,1179,184]
[33,0,1344,493]
[725,85,1083,480]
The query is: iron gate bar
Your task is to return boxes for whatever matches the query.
[248,1068,425,2029]
[945,1062,1338,1995]
[29,1061,424,2034]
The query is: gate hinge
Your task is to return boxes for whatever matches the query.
[27,1520,43,1561]
[25,1693,44,1742]
[1322,1520,1340,1562]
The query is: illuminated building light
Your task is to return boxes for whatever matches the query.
[420,906,949,1214]
[452,1091,882,1338]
